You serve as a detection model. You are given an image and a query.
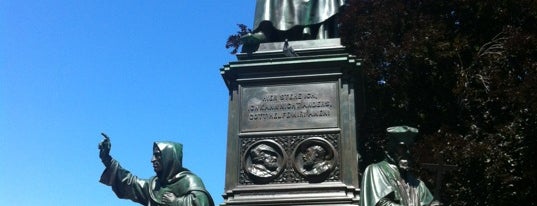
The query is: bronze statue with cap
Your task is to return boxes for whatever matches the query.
[359,126,437,206]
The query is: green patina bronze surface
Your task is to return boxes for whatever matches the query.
[360,126,434,206]
[99,134,214,206]
[360,160,434,206]
[242,0,346,44]
[253,0,345,31]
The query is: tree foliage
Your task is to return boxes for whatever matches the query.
[226,24,251,54]
[340,0,537,205]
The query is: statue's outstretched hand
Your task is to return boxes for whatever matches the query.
[99,133,112,167]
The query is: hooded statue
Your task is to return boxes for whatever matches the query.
[360,126,434,206]
[99,134,214,206]
[242,0,346,44]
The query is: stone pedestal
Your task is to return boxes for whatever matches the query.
[221,39,363,205]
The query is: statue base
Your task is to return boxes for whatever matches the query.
[238,38,345,60]
[221,38,363,205]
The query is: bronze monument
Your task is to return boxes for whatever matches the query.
[222,1,362,205]
[98,133,215,206]
[241,0,346,44]
[360,126,438,206]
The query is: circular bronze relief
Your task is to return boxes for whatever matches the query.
[242,140,286,183]
[293,137,337,181]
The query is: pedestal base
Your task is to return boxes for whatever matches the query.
[221,38,363,206]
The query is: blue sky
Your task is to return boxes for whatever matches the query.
[1,1,255,205]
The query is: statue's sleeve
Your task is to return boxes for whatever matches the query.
[360,163,395,206]
[99,159,150,205]
[170,190,214,206]
[418,181,434,206]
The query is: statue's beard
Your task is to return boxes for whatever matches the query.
[398,159,409,171]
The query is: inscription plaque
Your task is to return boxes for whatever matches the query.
[240,82,339,132]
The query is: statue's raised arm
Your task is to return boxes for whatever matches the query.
[98,133,112,167]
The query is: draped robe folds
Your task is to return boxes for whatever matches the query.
[100,160,214,206]
[100,141,214,206]
[252,0,345,41]
[360,160,434,206]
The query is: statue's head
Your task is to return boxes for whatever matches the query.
[152,141,184,183]
[250,144,279,171]
[385,126,418,171]
[302,145,326,167]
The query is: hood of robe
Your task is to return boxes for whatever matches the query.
[154,141,185,185]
